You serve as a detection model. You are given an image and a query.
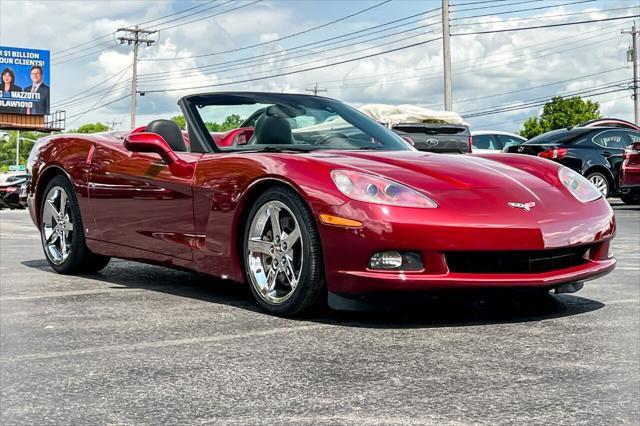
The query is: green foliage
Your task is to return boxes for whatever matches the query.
[0,131,43,172]
[171,114,243,132]
[171,115,186,130]
[71,122,110,134]
[520,96,601,139]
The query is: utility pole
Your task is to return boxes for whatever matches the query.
[117,26,157,129]
[15,130,20,167]
[623,22,639,125]
[442,0,452,111]
[108,119,122,131]
[305,83,327,96]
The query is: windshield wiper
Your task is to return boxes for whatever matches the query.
[358,146,382,150]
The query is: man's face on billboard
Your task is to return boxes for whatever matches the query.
[30,68,42,84]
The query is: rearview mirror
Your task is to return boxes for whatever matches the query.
[124,132,179,165]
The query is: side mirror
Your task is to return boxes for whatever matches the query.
[124,132,179,165]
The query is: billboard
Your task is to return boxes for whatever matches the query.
[0,46,50,115]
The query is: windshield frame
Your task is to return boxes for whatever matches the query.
[178,92,413,154]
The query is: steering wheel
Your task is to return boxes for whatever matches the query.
[312,132,349,146]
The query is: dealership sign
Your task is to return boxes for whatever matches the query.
[0,46,50,115]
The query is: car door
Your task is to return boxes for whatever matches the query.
[591,130,630,182]
[88,138,200,263]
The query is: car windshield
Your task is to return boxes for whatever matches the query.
[190,93,412,152]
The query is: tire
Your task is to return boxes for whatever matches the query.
[620,189,640,205]
[586,172,610,198]
[40,175,111,274]
[243,186,325,316]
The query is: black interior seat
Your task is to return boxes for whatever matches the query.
[253,113,294,145]
[146,119,187,152]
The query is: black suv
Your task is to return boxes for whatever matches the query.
[507,127,640,199]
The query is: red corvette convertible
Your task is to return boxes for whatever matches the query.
[26,92,615,315]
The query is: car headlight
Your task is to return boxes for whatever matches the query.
[330,170,437,208]
[558,167,602,203]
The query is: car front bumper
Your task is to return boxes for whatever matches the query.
[315,195,616,295]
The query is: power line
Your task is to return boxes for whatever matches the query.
[66,66,132,127]
[316,30,622,93]
[138,0,218,27]
[66,95,131,120]
[52,65,133,107]
[152,0,264,31]
[461,81,631,118]
[452,14,640,36]
[140,36,442,93]
[450,0,512,6]
[452,7,636,27]
[451,0,597,21]
[52,0,217,56]
[137,21,440,82]
[52,41,117,65]
[452,0,543,13]
[142,0,401,62]
[139,31,437,86]
[298,23,620,88]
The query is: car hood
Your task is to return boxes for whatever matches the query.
[309,150,557,192]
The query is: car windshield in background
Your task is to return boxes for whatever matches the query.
[193,93,412,152]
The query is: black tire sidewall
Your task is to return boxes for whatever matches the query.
[620,189,640,205]
[40,175,89,274]
[243,186,325,316]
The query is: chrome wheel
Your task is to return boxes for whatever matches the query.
[246,200,303,305]
[588,174,609,197]
[41,185,74,265]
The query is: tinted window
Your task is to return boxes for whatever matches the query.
[592,130,629,149]
[472,134,498,150]
[625,131,640,144]
[496,135,525,149]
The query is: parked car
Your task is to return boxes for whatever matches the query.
[619,138,640,204]
[26,92,615,316]
[391,123,471,153]
[0,173,29,209]
[471,130,526,153]
[507,126,640,200]
[579,118,640,131]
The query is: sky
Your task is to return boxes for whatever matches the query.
[0,0,638,132]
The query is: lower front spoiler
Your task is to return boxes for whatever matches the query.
[328,258,616,297]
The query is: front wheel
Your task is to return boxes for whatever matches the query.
[40,175,111,274]
[243,186,325,316]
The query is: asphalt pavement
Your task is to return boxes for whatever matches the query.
[1,203,638,425]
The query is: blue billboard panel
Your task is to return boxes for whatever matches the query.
[0,46,50,115]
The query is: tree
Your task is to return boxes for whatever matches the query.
[0,130,43,172]
[171,114,243,132]
[520,96,601,139]
[71,122,110,134]
[171,115,186,130]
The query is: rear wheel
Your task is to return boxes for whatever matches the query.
[620,189,640,205]
[243,186,325,316]
[586,172,610,198]
[40,175,111,274]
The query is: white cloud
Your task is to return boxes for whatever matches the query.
[0,0,637,132]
